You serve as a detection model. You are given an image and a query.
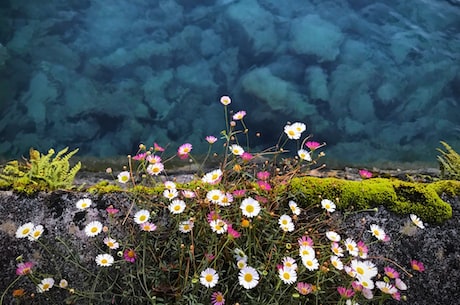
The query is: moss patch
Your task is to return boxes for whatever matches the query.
[288,177,453,223]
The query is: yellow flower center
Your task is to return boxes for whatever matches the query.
[283,272,290,280]
[246,205,254,213]
[101,259,108,264]
[174,205,181,211]
[22,228,30,235]
[140,215,146,221]
[356,266,364,275]
[205,274,213,282]
[91,227,98,233]
[244,273,253,282]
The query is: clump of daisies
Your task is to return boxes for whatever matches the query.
[3,95,426,305]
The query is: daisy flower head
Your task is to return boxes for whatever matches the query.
[95,253,114,267]
[359,169,372,179]
[16,222,34,238]
[229,144,244,156]
[337,286,355,298]
[278,214,294,227]
[395,278,407,290]
[302,256,319,271]
[257,180,272,191]
[357,241,369,259]
[234,248,247,262]
[289,200,301,215]
[240,197,261,218]
[241,152,253,161]
[238,266,259,289]
[163,188,179,200]
[280,222,295,232]
[321,199,336,213]
[200,267,219,288]
[169,199,186,214]
[282,256,298,270]
[296,282,313,295]
[182,190,196,198]
[59,279,68,289]
[344,238,358,256]
[299,245,315,259]
[292,122,307,134]
[284,124,301,140]
[257,171,270,180]
[206,135,217,144]
[297,149,312,161]
[220,95,231,105]
[278,266,297,284]
[376,281,398,295]
[179,220,194,233]
[211,291,225,305]
[147,163,164,175]
[207,189,224,204]
[351,259,378,280]
[298,235,314,247]
[236,259,247,269]
[154,142,165,152]
[233,110,246,120]
[326,231,341,242]
[410,259,425,272]
[357,277,375,290]
[219,192,233,206]
[16,261,34,276]
[330,255,344,270]
[28,225,44,241]
[84,221,103,237]
[227,224,241,238]
[305,141,321,150]
[117,171,130,184]
[202,169,223,185]
[410,214,425,229]
[103,237,120,250]
[76,198,92,210]
[164,181,176,190]
[210,219,228,234]
[331,242,344,257]
[37,277,54,293]
[106,206,119,215]
[140,222,157,232]
[134,209,150,224]
[146,154,161,164]
[123,249,137,263]
[177,143,192,159]
[369,224,386,241]
[384,266,399,279]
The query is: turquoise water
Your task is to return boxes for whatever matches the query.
[0,0,459,167]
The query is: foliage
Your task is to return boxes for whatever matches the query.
[0,147,81,193]
[437,141,460,180]
[2,98,432,305]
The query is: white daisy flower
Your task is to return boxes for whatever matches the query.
[240,197,261,218]
[164,181,176,190]
[37,277,54,293]
[117,171,130,184]
[134,209,150,224]
[236,259,247,269]
[369,224,386,241]
[292,122,306,134]
[410,214,425,229]
[321,199,336,213]
[201,169,223,185]
[376,281,398,294]
[278,266,297,284]
[233,248,247,262]
[219,193,233,206]
[210,219,228,234]
[207,189,224,204]
[147,163,164,175]
[325,231,341,242]
[59,279,68,289]
[163,188,179,200]
[302,256,319,271]
[344,238,359,257]
[28,225,44,241]
[140,222,157,232]
[351,259,378,280]
[331,242,344,257]
[84,221,103,237]
[330,255,344,270]
[282,257,298,270]
[229,144,244,156]
[297,149,312,161]
[16,222,34,238]
[200,268,219,288]
[76,198,92,210]
[179,220,194,233]
[299,245,315,259]
[284,124,301,140]
[103,237,120,250]
[288,200,301,215]
[168,199,186,214]
[238,266,259,289]
[95,253,114,267]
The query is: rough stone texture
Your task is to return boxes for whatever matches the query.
[0,169,458,304]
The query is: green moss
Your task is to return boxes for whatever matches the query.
[289,177,452,223]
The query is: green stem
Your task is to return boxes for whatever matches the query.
[0,276,22,305]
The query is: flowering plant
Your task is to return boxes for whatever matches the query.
[2,96,426,305]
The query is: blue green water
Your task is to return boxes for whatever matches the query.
[0,0,459,167]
